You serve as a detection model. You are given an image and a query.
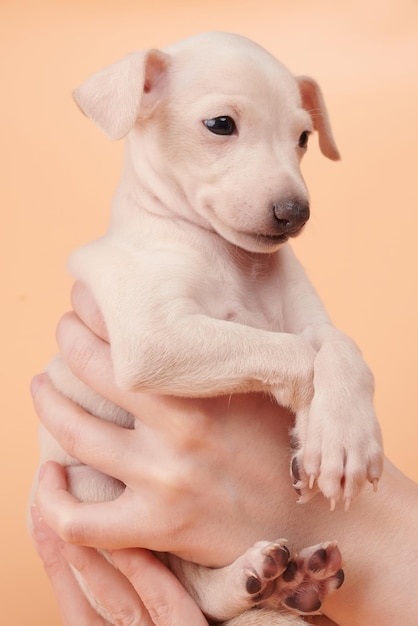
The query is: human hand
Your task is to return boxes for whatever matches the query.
[33,283,299,566]
[31,506,208,626]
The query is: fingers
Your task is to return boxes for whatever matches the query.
[35,461,137,548]
[32,373,195,489]
[111,549,209,626]
[32,503,206,626]
[61,545,155,626]
[32,505,156,626]
[31,506,107,625]
[53,310,218,446]
[56,295,218,437]
[56,311,125,407]
[32,374,137,480]
[35,461,182,550]
[55,311,163,424]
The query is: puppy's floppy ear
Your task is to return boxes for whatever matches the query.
[297,76,341,161]
[73,49,170,140]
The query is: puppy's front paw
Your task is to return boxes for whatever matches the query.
[288,336,385,508]
[290,387,384,509]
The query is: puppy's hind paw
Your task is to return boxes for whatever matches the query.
[278,541,344,615]
[217,539,343,620]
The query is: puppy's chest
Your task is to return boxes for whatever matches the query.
[203,260,285,332]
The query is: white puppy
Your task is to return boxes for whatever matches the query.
[34,32,383,625]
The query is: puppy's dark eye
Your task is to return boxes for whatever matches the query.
[203,116,236,136]
[298,130,310,149]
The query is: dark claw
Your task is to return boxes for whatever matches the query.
[334,568,345,589]
[282,544,290,558]
[291,456,301,483]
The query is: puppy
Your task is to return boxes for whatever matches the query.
[33,32,383,624]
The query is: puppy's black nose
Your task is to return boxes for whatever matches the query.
[273,198,310,235]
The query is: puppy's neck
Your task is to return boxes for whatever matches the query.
[109,137,212,232]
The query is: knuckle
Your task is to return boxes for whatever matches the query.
[145,591,173,626]
[56,514,87,546]
[157,464,195,505]
[59,419,83,458]
[67,339,96,378]
[41,553,64,579]
[112,608,142,626]
[171,406,213,453]
[56,520,78,545]
[34,534,64,576]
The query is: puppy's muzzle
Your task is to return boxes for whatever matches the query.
[273,198,310,237]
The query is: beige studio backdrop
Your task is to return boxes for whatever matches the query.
[1,0,417,623]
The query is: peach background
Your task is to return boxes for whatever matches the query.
[1,0,417,623]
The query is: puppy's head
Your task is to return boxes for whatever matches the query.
[73,32,340,253]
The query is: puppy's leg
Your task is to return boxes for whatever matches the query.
[278,246,384,506]
[166,540,343,623]
[72,240,383,506]
[165,541,290,622]
[68,240,316,406]
[289,331,383,508]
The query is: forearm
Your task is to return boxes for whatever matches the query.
[306,460,418,625]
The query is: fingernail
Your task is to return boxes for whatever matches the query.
[30,506,48,541]
[38,463,47,481]
[30,374,45,397]
[31,505,43,526]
